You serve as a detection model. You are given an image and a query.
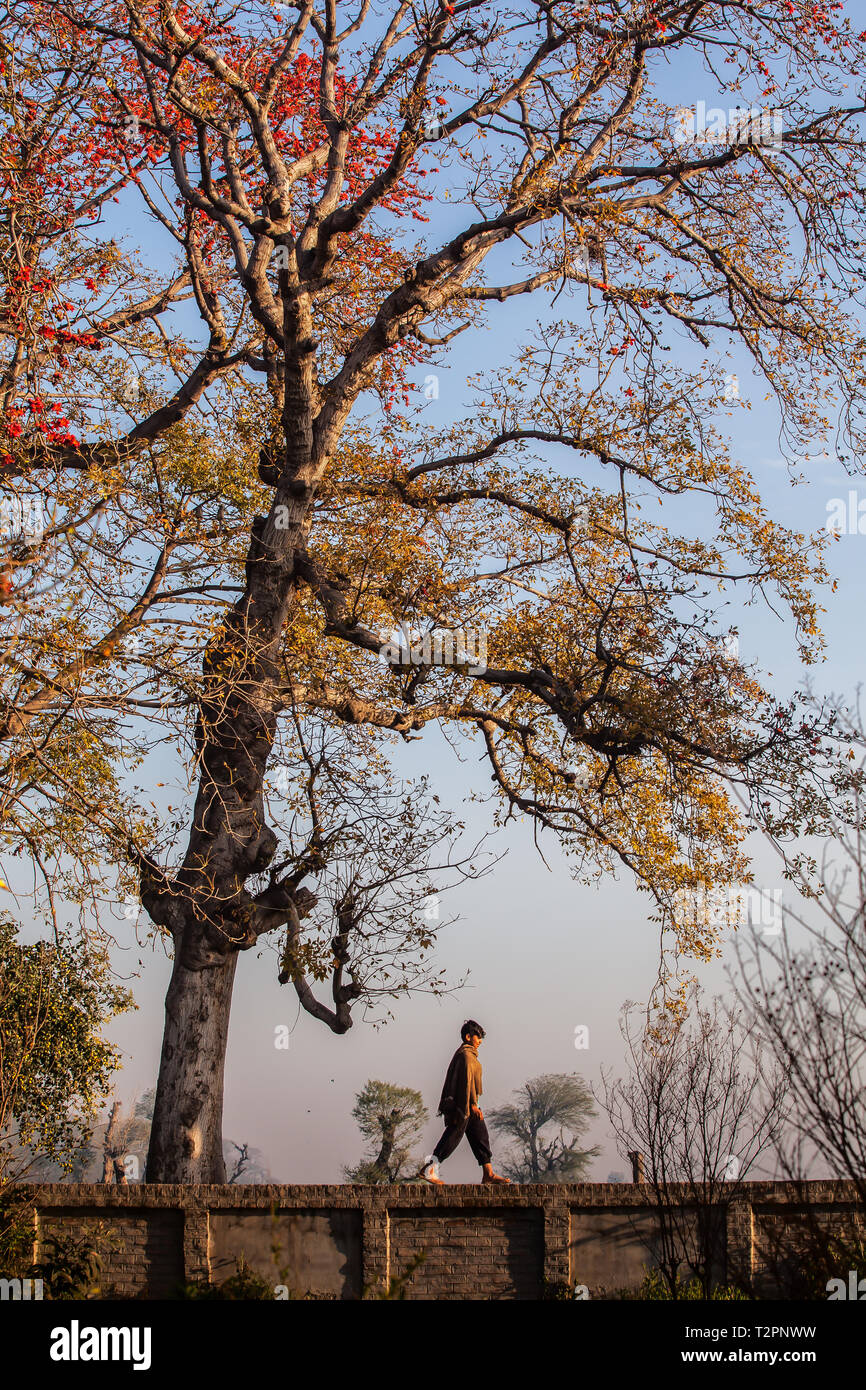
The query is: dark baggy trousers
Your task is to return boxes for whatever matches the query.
[432,1107,492,1167]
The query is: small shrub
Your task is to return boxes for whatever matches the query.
[542,1278,591,1300]
[175,1255,275,1300]
[620,1268,749,1300]
[27,1231,103,1299]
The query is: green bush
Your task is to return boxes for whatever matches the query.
[27,1231,104,1299]
[620,1268,749,1300]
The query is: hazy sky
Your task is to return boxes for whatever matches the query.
[8,10,866,1183]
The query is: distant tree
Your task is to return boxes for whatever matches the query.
[134,1090,156,1122]
[225,1140,272,1184]
[344,1080,427,1183]
[0,924,133,1182]
[99,1092,154,1184]
[226,1142,252,1184]
[486,1074,600,1184]
[102,1103,129,1184]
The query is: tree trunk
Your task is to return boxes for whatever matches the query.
[374,1113,399,1180]
[102,1102,124,1184]
[146,937,238,1183]
[140,289,321,1182]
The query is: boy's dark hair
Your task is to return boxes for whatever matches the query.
[461,1019,486,1041]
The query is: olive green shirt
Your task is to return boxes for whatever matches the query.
[438,1042,482,1121]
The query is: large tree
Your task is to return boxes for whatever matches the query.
[1,0,865,1180]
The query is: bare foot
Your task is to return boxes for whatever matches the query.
[481,1172,511,1184]
[421,1163,444,1185]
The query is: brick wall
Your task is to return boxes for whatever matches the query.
[7,1180,861,1300]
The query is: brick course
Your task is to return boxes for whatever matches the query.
[8,1180,859,1300]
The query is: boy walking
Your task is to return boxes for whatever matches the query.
[420,1020,510,1184]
